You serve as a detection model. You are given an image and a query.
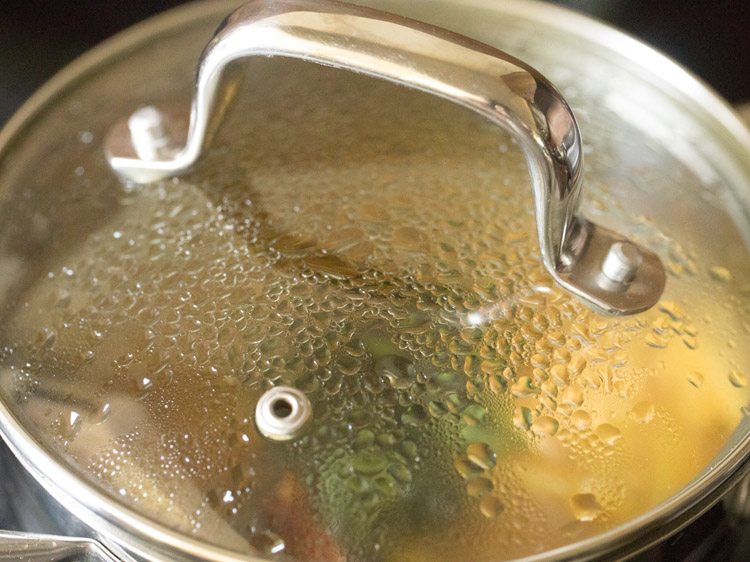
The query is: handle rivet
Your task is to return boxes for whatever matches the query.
[255,386,312,441]
[602,241,642,284]
[128,106,171,161]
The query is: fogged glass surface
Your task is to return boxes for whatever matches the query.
[0,2,749,561]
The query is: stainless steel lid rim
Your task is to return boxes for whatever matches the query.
[0,402,262,562]
[485,435,750,562]
[4,390,750,562]
[1,1,749,561]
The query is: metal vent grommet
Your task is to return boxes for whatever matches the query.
[255,386,312,441]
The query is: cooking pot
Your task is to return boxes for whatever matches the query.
[1,0,750,560]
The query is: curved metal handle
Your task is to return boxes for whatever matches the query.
[104,0,665,315]
[0,531,121,561]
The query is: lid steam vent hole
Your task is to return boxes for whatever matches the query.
[255,386,313,441]
[272,397,294,419]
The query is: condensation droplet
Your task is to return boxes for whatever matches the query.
[352,451,388,476]
[466,476,493,498]
[251,530,285,555]
[479,495,504,518]
[596,423,622,445]
[709,266,732,283]
[729,370,748,388]
[531,415,559,436]
[466,442,496,470]
[687,371,704,388]
[571,493,602,522]
[570,410,591,430]
[630,402,655,424]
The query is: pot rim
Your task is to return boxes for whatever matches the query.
[1,0,750,560]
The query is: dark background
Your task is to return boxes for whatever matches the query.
[0,1,749,125]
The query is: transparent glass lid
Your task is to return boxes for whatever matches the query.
[0,1,750,561]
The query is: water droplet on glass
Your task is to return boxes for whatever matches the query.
[531,415,559,436]
[630,402,655,424]
[387,463,412,483]
[729,370,748,388]
[658,301,683,321]
[466,476,494,497]
[479,495,504,518]
[513,406,533,431]
[687,371,704,388]
[645,333,669,349]
[68,410,81,430]
[709,266,732,283]
[352,451,388,476]
[571,493,602,522]
[511,376,537,397]
[596,424,622,445]
[466,442,496,470]
[570,410,592,430]
[251,530,285,555]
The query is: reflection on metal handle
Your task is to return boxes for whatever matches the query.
[0,531,119,561]
[104,0,665,315]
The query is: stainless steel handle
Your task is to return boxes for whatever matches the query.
[104,0,665,315]
[0,531,120,561]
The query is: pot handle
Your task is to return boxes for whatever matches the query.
[0,531,121,561]
[104,0,665,315]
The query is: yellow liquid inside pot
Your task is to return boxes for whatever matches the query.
[2,61,749,561]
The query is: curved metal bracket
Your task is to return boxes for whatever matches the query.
[0,531,122,562]
[104,0,665,315]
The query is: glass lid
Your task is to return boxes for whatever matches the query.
[1,0,750,560]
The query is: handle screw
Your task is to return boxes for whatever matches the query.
[128,106,171,161]
[602,241,642,284]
